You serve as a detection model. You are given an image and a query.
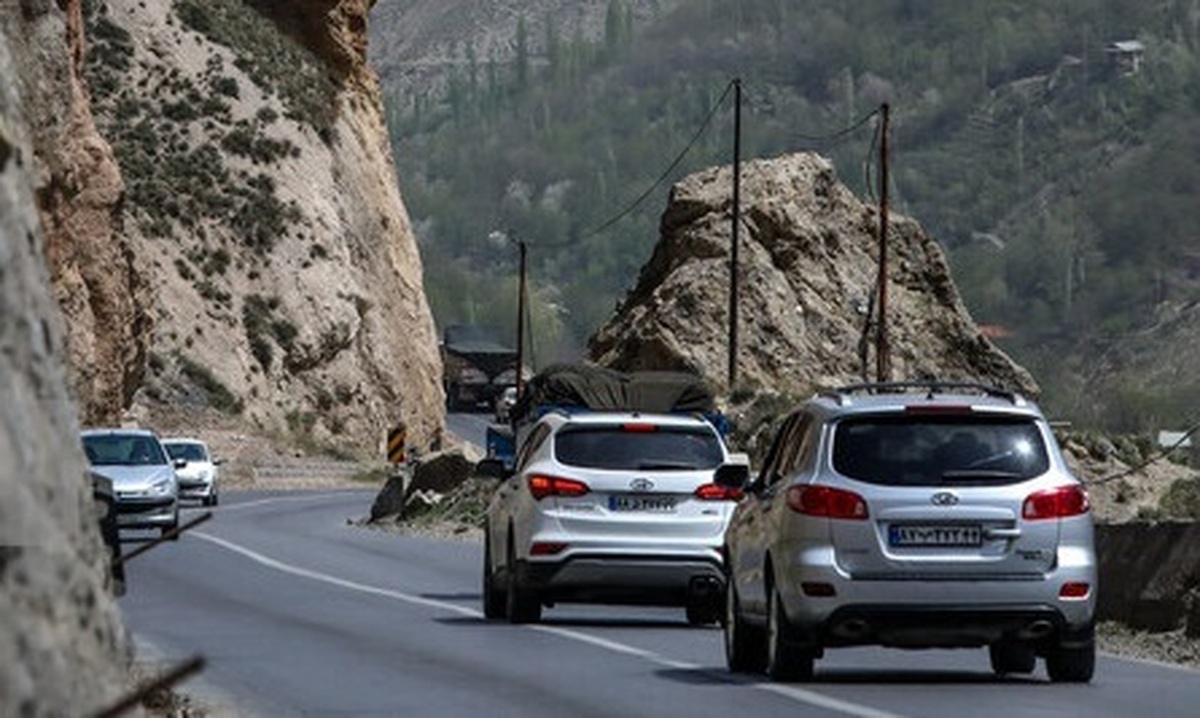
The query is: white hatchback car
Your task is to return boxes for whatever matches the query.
[162,438,221,506]
[480,410,749,624]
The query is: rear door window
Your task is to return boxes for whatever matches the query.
[555,425,723,471]
[832,415,1049,486]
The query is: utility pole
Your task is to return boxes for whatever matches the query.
[516,240,527,397]
[728,78,742,390]
[875,103,892,382]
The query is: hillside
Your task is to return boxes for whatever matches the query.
[64,0,445,455]
[373,0,1200,431]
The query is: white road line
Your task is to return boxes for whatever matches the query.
[216,491,368,512]
[192,530,905,718]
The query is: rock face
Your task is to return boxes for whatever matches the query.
[54,0,444,455]
[1,2,130,713]
[589,153,1038,396]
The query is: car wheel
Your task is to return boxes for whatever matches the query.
[505,535,541,624]
[685,593,722,626]
[1045,641,1095,683]
[481,532,506,620]
[766,584,814,681]
[724,578,767,673]
[161,516,180,541]
[989,642,1037,675]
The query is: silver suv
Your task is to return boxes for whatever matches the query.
[480,410,748,624]
[720,382,1096,682]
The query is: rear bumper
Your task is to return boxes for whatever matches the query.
[807,604,1093,649]
[520,554,724,606]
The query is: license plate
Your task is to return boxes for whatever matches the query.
[889,524,982,547]
[609,494,677,512]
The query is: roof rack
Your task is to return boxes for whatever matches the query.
[824,381,1025,406]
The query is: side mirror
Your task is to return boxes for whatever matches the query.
[213,458,225,466]
[714,463,750,489]
[173,458,188,469]
[475,458,512,480]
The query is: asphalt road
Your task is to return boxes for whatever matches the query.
[118,490,1200,717]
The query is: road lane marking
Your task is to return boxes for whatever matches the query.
[193,530,905,718]
[215,491,369,512]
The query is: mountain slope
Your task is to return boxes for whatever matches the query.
[70,0,444,454]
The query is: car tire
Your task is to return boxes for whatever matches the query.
[1045,641,1095,683]
[685,593,722,626]
[989,642,1037,675]
[725,579,767,673]
[505,536,541,624]
[161,516,180,541]
[766,585,814,681]
[481,533,506,620]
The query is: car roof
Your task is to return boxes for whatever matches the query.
[161,437,207,445]
[540,410,717,430]
[805,383,1044,421]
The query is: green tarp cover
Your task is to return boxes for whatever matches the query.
[512,364,714,423]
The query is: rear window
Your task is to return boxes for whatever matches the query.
[554,425,724,471]
[832,415,1050,486]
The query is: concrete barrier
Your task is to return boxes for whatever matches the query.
[1095,522,1200,632]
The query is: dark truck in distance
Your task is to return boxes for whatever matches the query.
[441,324,520,412]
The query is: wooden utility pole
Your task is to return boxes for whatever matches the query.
[516,240,527,396]
[875,103,892,382]
[728,78,742,390]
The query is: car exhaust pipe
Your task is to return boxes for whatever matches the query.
[833,618,872,640]
[1020,620,1055,640]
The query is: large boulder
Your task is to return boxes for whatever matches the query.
[589,152,1037,397]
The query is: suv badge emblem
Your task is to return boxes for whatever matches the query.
[630,478,654,492]
[931,491,959,506]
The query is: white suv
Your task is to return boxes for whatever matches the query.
[480,410,749,624]
[720,382,1097,682]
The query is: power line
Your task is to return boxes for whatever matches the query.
[1086,421,1200,486]
[530,80,737,250]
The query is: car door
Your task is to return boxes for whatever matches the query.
[489,422,552,569]
[729,411,811,616]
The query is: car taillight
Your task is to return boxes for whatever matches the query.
[1060,582,1091,599]
[694,483,744,501]
[622,422,658,433]
[786,485,869,519]
[1022,485,1090,520]
[530,542,569,555]
[528,474,590,500]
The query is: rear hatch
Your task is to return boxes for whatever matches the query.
[826,412,1064,579]
[545,421,736,543]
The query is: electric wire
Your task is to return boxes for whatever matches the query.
[1085,420,1200,486]
[528,80,738,250]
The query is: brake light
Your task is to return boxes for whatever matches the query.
[1022,485,1090,520]
[528,474,590,500]
[694,483,744,501]
[622,423,658,433]
[1060,582,1091,599]
[786,485,869,519]
[530,542,569,556]
[904,404,974,415]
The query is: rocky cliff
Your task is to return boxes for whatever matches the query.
[63,0,444,454]
[589,153,1038,396]
[1,2,130,713]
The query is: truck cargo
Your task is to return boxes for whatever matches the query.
[440,325,519,412]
